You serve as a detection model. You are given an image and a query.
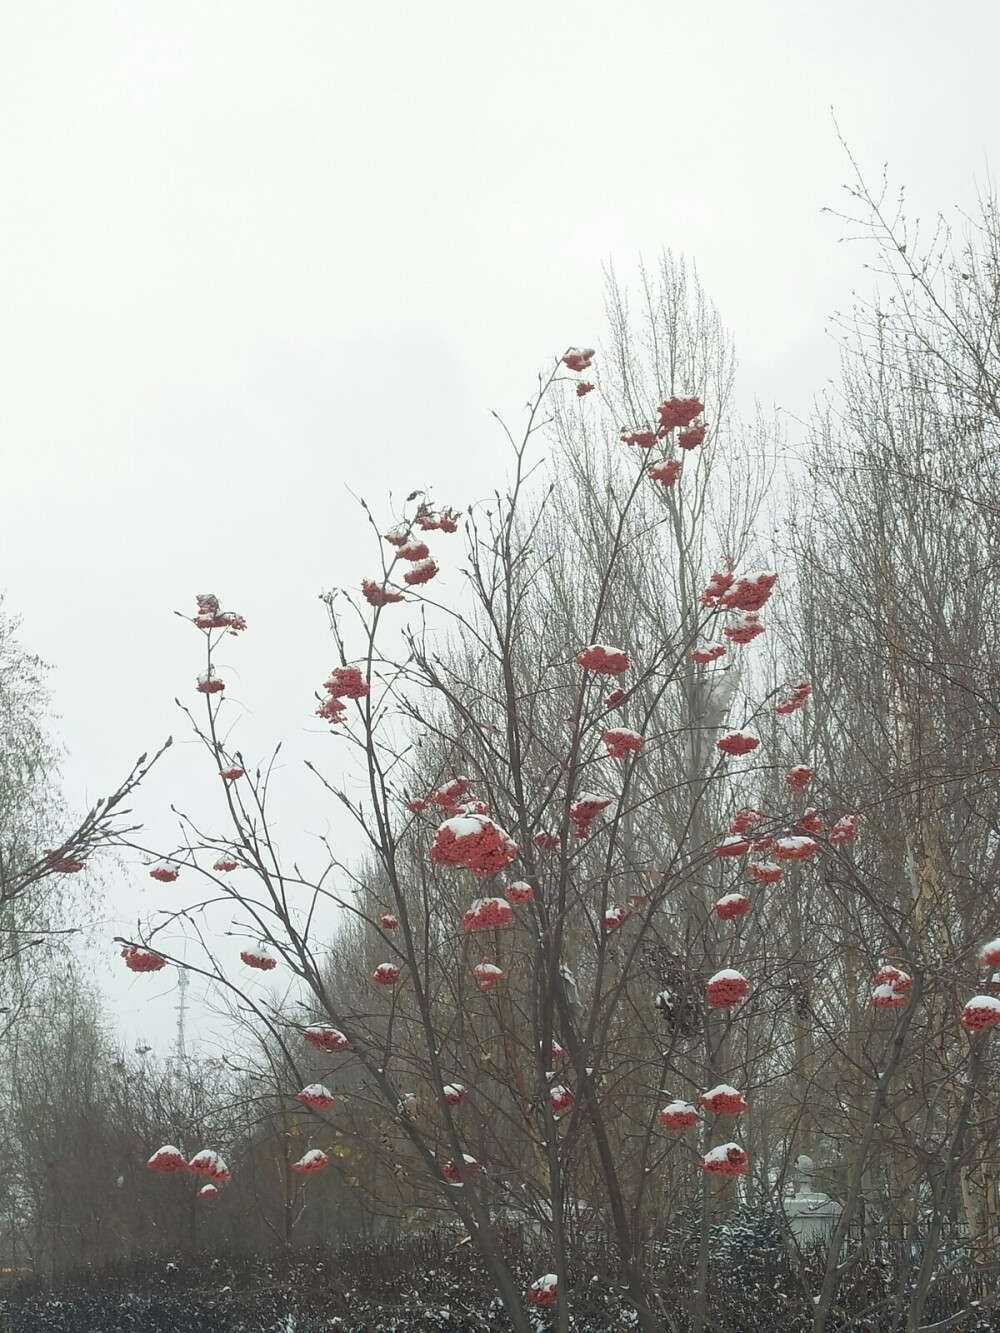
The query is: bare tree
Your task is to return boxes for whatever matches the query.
[777,166,1000,1332]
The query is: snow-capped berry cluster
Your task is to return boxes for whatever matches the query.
[575,643,631,676]
[193,594,246,634]
[441,1154,478,1185]
[691,642,727,665]
[404,558,438,586]
[146,1145,188,1173]
[830,813,857,845]
[714,893,750,922]
[549,1084,574,1116]
[189,1149,231,1184]
[316,664,371,725]
[604,727,644,759]
[724,613,764,645]
[303,1025,351,1054]
[658,1101,700,1131]
[362,579,404,606]
[604,906,628,932]
[869,983,908,1011]
[748,860,782,885]
[563,347,595,373]
[649,459,683,488]
[528,1274,558,1307]
[471,961,503,992]
[715,836,751,859]
[43,848,86,873]
[657,396,704,433]
[772,835,819,861]
[505,881,534,905]
[700,569,777,614]
[240,944,278,972]
[700,1084,747,1115]
[325,665,370,699]
[702,1143,748,1177]
[462,896,514,932]
[731,807,765,836]
[408,776,471,815]
[960,995,1000,1033]
[122,946,166,973]
[956,943,1000,1034]
[717,730,760,758]
[196,668,225,695]
[292,1149,329,1175]
[431,816,520,877]
[148,858,183,883]
[706,969,751,1010]
[776,680,812,715]
[298,1084,336,1109]
[570,793,612,839]
[414,503,461,532]
[620,427,659,449]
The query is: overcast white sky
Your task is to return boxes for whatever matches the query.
[1,1,997,1055]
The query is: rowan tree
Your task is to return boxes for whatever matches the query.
[118,280,875,1333]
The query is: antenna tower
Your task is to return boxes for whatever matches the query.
[174,966,189,1063]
